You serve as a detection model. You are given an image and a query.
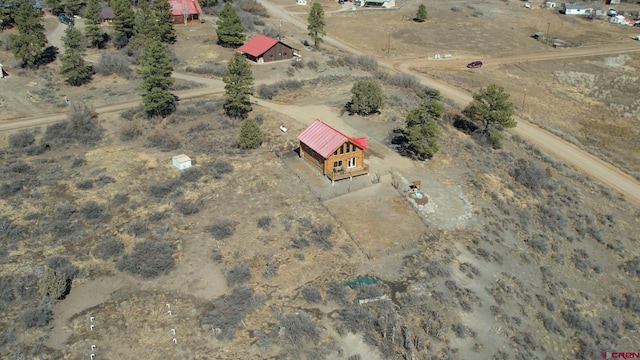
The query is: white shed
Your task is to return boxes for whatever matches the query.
[296,0,307,5]
[172,154,192,170]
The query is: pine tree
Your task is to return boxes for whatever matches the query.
[406,118,439,160]
[238,118,263,149]
[350,79,383,116]
[45,0,64,15]
[10,0,47,69]
[216,3,245,48]
[462,84,516,148]
[84,0,106,48]
[60,25,92,85]
[414,4,427,22]
[38,267,68,299]
[63,0,82,15]
[153,0,176,44]
[138,38,175,116]
[113,0,135,48]
[307,2,325,48]
[223,52,254,119]
[134,0,159,40]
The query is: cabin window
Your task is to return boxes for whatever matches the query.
[347,157,356,168]
[333,160,343,168]
[340,145,344,154]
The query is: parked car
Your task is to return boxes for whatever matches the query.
[466,61,483,69]
[608,8,617,16]
[58,13,74,26]
[633,35,640,41]
[524,2,531,8]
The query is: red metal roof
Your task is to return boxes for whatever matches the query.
[169,0,201,16]
[237,34,279,57]
[297,119,368,158]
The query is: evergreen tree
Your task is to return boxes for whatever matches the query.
[134,0,158,40]
[238,118,263,149]
[138,38,175,116]
[307,2,325,48]
[216,3,245,48]
[10,0,47,68]
[84,0,106,48]
[63,0,82,15]
[60,25,92,85]
[414,4,427,22]
[349,79,383,116]
[113,0,135,48]
[46,0,64,15]
[405,100,443,128]
[223,52,254,119]
[406,118,439,159]
[38,267,68,299]
[462,84,516,148]
[153,0,176,44]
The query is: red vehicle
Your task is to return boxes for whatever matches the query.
[466,61,483,68]
[467,61,482,69]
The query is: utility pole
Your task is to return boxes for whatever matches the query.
[547,22,551,38]
[387,32,390,55]
[522,85,527,113]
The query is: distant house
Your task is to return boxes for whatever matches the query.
[544,2,557,8]
[363,0,395,8]
[297,119,369,183]
[560,3,593,15]
[168,0,202,25]
[237,34,298,63]
[99,7,113,24]
[296,0,307,5]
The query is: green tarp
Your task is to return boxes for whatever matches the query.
[343,275,378,289]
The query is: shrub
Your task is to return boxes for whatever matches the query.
[526,234,549,254]
[180,167,203,182]
[209,220,236,240]
[211,249,224,263]
[226,264,252,286]
[185,61,227,76]
[540,313,563,334]
[127,220,148,237]
[210,159,234,179]
[571,249,592,272]
[147,178,181,198]
[302,284,322,303]
[120,122,143,141]
[257,216,272,231]
[511,159,548,191]
[111,193,129,206]
[116,240,175,278]
[71,157,87,167]
[176,199,202,215]
[326,280,347,305]
[80,201,106,221]
[262,263,278,278]
[19,301,53,328]
[620,257,640,278]
[45,256,77,280]
[357,283,384,300]
[8,130,35,148]
[0,217,25,244]
[290,236,309,249]
[75,179,94,190]
[42,104,104,146]
[93,236,125,260]
[388,73,420,90]
[146,130,182,150]
[201,286,264,340]
[311,223,334,249]
[279,311,320,346]
[562,310,596,337]
[257,84,278,99]
[94,52,133,78]
[38,267,68,299]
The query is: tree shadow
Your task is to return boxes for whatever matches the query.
[38,46,59,66]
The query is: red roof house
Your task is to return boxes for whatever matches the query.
[169,0,202,24]
[237,34,297,63]
[297,119,369,183]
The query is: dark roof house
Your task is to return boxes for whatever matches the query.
[99,7,113,22]
[237,34,297,63]
[297,119,369,183]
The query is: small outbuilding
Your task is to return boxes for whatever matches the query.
[363,0,395,8]
[297,119,369,184]
[237,34,297,63]
[296,0,307,5]
[172,154,192,170]
[169,0,202,25]
[99,7,113,24]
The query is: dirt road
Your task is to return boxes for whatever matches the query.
[257,0,640,206]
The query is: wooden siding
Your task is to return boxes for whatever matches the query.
[323,141,365,175]
[300,143,324,172]
[261,42,294,62]
[172,14,200,24]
